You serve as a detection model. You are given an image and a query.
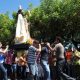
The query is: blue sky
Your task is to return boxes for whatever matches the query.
[0,0,40,18]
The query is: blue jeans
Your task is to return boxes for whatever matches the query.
[56,59,75,80]
[12,64,17,73]
[41,60,51,80]
[0,63,7,80]
[28,63,39,80]
[28,63,38,76]
[12,64,17,79]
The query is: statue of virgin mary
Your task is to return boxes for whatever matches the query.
[15,5,31,44]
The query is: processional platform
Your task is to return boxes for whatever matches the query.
[10,43,30,50]
[11,7,31,51]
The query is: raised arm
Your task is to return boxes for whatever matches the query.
[46,42,56,52]
[36,44,41,52]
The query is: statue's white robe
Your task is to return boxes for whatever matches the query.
[15,14,30,44]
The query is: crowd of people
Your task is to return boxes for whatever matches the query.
[0,37,80,80]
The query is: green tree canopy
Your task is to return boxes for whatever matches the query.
[29,0,80,41]
[0,13,15,45]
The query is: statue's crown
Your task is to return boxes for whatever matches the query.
[19,5,22,10]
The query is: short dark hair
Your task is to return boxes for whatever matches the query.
[33,40,39,44]
[56,36,62,43]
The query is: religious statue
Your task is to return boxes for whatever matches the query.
[15,5,31,44]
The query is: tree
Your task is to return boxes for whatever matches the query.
[1,0,79,45]
[0,13,15,45]
[29,0,80,41]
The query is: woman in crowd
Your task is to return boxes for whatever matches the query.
[5,49,13,79]
[16,51,27,80]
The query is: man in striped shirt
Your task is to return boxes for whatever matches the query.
[27,40,41,80]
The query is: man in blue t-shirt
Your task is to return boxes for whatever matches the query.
[40,43,51,80]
